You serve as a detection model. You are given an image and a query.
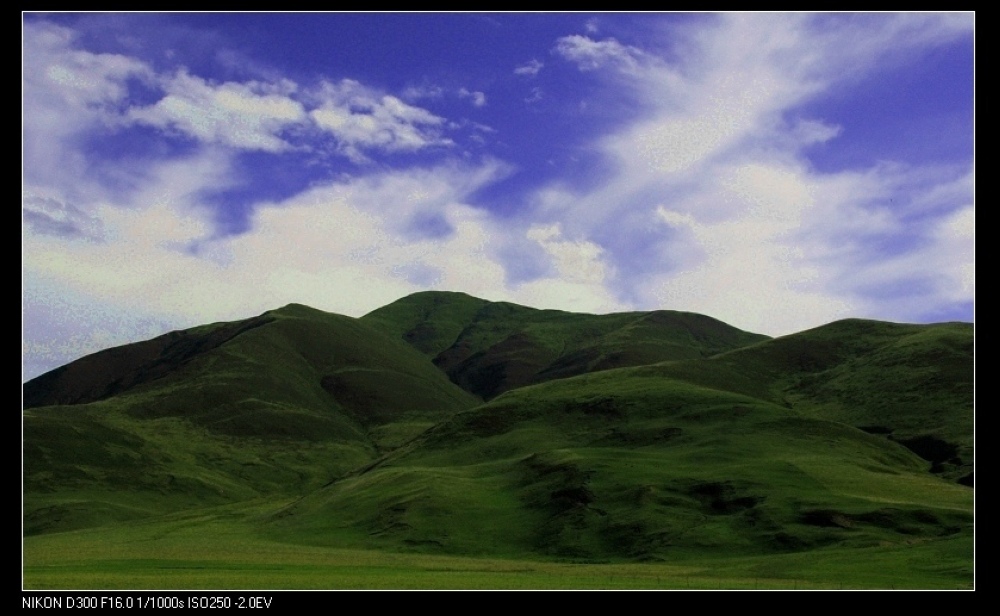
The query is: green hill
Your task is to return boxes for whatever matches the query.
[616,319,975,482]
[21,293,974,588]
[267,327,973,562]
[23,303,480,535]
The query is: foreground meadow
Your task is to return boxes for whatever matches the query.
[23,500,972,590]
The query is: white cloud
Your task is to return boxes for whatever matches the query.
[554,34,649,74]
[23,149,631,379]
[459,87,487,107]
[22,14,974,381]
[23,21,151,112]
[23,149,231,314]
[511,278,627,316]
[402,84,445,100]
[128,70,305,152]
[508,225,626,314]
[23,21,153,199]
[514,58,544,76]
[310,79,452,162]
[405,83,485,107]
[23,21,455,166]
[647,162,858,334]
[23,192,104,239]
[527,223,609,285]
[790,118,842,145]
[24,164,492,368]
[941,206,975,298]
[22,274,176,382]
[803,170,975,322]
[529,13,973,334]
[20,21,480,379]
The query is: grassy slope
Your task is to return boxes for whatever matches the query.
[268,366,972,567]
[23,304,480,535]
[622,319,975,481]
[263,317,972,581]
[361,291,770,399]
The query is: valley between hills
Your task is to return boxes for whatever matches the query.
[22,291,974,589]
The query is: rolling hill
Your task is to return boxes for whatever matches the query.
[21,291,974,588]
[23,302,481,535]
[267,317,973,561]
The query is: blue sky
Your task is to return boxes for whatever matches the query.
[22,12,974,381]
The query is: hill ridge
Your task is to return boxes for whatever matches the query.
[361,291,771,400]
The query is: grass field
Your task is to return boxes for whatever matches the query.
[22,501,973,590]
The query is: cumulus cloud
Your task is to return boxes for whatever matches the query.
[502,224,626,314]
[24,21,455,168]
[127,70,305,151]
[310,79,453,162]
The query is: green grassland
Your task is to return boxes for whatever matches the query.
[23,505,972,589]
[22,292,974,589]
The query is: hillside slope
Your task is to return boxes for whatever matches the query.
[620,319,975,482]
[269,360,973,561]
[23,303,481,535]
[265,313,973,562]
